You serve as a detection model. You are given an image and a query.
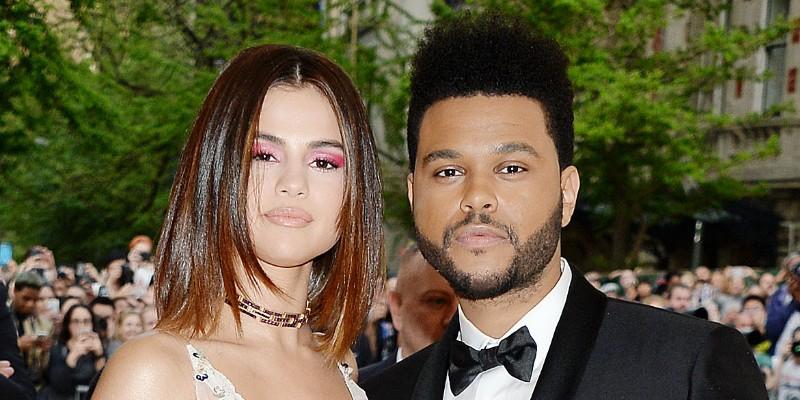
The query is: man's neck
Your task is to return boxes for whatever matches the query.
[459,257,563,339]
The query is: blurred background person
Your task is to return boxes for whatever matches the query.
[106,311,143,357]
[36,286,59,328]
[10,271,52,388]
[0,279,37,399]
[359,244,457,382]
[774,327,800,399]
[125,235,154,299]
[759,272,778,298]
[19,246,56,284]
[768,253,800,355]
[635,280,653,301]
[89,297,115,350]
[354,281,394,367]
[140,306,157,332]
[100,257,130,299]
[41,305,104,400]
[666,284,692,314]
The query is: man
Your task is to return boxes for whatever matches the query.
[11,271,51,386]
[1,280,36,399]
[90,297,116,347]
[359,244,458,383]
[667,284,692,314]
[767,253,800,355]
[363,12,765,399]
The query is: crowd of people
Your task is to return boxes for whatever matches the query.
[5,238,800,398]
[2,236,157,399]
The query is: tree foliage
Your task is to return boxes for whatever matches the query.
[0,0,788,269]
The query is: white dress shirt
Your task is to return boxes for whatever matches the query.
[443,258,572,400]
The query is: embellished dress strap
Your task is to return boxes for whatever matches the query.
[186,343,245,400]
[338,362,368,400]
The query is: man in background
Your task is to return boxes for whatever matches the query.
[11,271,51,387]
[359,244,457,382]
[1,279,36,399]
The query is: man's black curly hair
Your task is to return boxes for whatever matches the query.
[407,11,574,171]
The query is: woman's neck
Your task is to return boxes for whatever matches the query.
[211,260,315,350]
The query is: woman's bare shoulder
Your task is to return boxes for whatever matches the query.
[93,331,195,400]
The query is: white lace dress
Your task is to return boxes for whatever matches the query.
[187,343,368,400]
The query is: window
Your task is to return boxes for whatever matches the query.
[763,0,790,112]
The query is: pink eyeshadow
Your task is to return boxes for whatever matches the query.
[314,151,345,167]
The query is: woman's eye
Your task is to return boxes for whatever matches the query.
[499,165,526,174]
[253,152,278,162]
[435,168,462,178]
[312,159,339,170]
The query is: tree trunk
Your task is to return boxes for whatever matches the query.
[611,209,632,268]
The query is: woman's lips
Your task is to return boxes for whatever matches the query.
[265,207,313,228]
[454,225,508,248]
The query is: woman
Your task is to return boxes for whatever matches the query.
[106,311,144,357]
[41,304,105,400]
[94,45,383,399]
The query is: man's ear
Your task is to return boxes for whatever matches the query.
[387,290,403,332]
[560,166,580,227]
[407,173,414,211]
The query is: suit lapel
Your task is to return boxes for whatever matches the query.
[530,264,607,400]
[410,317,459,400]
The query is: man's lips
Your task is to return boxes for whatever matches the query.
[453,225,508,248]
[265,207,313,228]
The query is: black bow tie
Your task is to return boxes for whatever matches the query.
[448,326,537,396]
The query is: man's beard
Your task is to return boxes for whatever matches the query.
[415,201,562,301]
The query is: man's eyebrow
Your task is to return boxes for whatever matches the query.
[495,142,540,157]
[422,149,462,166]
[308,140,344,150]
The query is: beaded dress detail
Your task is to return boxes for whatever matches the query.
[186,344,368,400]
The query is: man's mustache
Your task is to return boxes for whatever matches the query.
[442,211,518,249]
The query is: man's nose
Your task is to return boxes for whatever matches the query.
[459,176,497,213]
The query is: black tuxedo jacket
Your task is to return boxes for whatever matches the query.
[362,265,767,400]
[359,350,398,384]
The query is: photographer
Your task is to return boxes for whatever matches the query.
[41,305,105,400]
[125,235,154,300]
[19,246,56,284]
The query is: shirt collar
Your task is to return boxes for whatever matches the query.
[457,258,572,349]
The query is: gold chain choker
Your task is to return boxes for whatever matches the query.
[231,295,310,328]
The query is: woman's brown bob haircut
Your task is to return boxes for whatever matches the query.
[154,45,384,362]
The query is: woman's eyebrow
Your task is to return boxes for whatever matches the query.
[256,133,284,145]
[308,140,344,150]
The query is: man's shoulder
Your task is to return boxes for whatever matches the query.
[361,345,435,400]
[598,298,749,355]
[604,298,722,334]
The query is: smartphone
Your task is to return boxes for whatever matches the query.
[0,242,12,267]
